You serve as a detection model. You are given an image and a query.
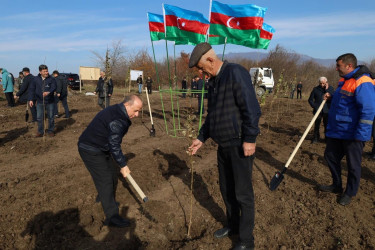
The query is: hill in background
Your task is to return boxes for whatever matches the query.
[219,51,365,67]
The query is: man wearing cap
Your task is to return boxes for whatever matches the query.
[188,43,261,250]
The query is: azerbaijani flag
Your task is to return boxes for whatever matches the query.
[209,0,267,48]
[148,13,165,41]
[208,34,226,45]
[163,4,210,46]
[256,23,275,49]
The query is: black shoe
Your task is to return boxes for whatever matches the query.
[54,114,60,118]
[214,227,234,239]
[63,115,70,118]
[233,242,254,250]
[318,184,343,194]
[311,138,318,144]
[104,214,130,228]
[338,194,352,206]
[369,153,375,160]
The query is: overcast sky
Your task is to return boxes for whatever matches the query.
[1,0,375,75]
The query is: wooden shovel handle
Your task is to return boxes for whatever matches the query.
[126,174,148,202]
[285,99,327,168]
[145,87,154,125]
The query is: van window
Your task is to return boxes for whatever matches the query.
[264,69,272,78]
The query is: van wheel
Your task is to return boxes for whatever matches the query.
[256,87,265,97]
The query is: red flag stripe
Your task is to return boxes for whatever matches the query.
[210,12,263,30]
[165,15,209,35]
[260,29,273,40]
[149,22,165,33]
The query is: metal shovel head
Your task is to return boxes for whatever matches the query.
[150,125,155,137]
[25,110,29,122]
[269,167,287,191]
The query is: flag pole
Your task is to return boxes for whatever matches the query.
[163,4,172,88]
[147,13,161,88]
[174,41,177,89]
[222,37,227,61]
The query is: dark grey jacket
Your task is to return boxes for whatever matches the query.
[198,61,261,147]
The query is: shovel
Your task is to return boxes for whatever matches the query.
[269,99,327,191]
[145,87,155,136]
[126,174,149,202]
[25,103,30,123]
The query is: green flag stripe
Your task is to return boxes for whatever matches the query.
[150,31,165,41]
[166,26,206,45]
[210,23,260,44]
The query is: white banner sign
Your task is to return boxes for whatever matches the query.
[130,70,143,81]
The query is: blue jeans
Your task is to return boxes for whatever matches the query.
[138,84,143,94]
[36,102,55,134]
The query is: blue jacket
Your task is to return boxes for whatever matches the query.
[28,74,56,104]
[1,69,14,93]
[326,65,375,141]
[78,103,131,168]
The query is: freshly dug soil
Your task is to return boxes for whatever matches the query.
[0,89,374,249]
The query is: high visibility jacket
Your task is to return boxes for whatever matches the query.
[326,65,375,141]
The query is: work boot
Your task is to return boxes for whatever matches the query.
[104,214,130,228]
[338,194,352,206]
[214,227,235,239]
[233,242,254,250]
[47,132,55,137]
[318,184,343,194]
[35,132,43,138]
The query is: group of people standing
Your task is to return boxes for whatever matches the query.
[77,44,374,250]
[1,65,70,137]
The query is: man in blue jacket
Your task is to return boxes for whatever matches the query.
[0,68,15,107]
[78,95,142,228]
[189,43,261,250]
[318,53,375,206]
[28,65,57,137]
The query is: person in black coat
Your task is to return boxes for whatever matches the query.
[94,71,113,109]
[145,76,152,94]
[308,76,335,143]
[188,43,261,250]
[53,70,70,118]
[16,67,37,122]
[195,75,205,114]
[181,77,187,98]
[78,95,143,228]
[296,81,303,99]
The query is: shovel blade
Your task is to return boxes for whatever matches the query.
[269,167,287,191]
[150,125,155,137]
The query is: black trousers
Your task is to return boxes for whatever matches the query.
[147,85,152,94]
[78,147,119,220]
[324,138,365,197]
[313,113,328,139]
[217,145,255,246]
[5,92,15,107]
[296,90,302,99]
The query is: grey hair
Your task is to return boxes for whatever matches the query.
[319,76,327,83]
[122,95,138,105]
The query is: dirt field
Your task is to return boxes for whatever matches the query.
[0,88,374,249]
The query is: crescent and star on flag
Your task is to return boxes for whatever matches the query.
[226,17,239,28]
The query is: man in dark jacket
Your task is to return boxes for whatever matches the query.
[29,65,57,137]
[181,77,187,98]
[16,67,37,122]
[195,75,205,114]
[296,81,303,99]
[308,76,335,143]
[318,53,375,206]
[145,76,152,94]
[94,71,113,109]
[52,70,70,118]
[78,95,142,228]
[188,43,261,250]
[136,75,143,94]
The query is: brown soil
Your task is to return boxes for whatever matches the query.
[0,89,374,249]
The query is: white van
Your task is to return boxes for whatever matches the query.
[249,67,274,97]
